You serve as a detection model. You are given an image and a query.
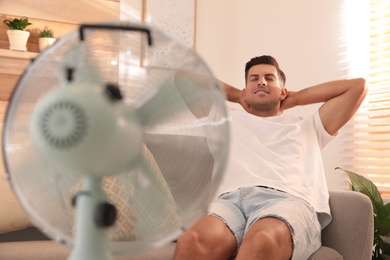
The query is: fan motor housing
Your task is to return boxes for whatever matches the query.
[30,81,143,177]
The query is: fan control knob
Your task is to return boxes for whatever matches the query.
[105,83,123,101]
[95,202,117,228]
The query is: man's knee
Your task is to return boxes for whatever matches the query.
[252,230,281,250]
[174,218,237,259]
[237,218,293,259]
[238,231,291,259]
[175,230,210,259]
[176,230,201,251]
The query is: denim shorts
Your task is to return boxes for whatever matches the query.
[208,186,321,260]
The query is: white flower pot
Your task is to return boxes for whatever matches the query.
[38,37,56,52]
[6,30,30,52]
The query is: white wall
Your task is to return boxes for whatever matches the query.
[195,0,359,190]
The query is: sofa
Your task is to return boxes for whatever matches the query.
[0,189,374,259]
[0,132,374,259]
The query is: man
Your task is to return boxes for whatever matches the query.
[173,55,367,260]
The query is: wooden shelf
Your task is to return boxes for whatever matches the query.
[0,48,38,60]
[0,49,36,103]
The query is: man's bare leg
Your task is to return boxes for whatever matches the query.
[236,217,293,260]
[174,215,237,260]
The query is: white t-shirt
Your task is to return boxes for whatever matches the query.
[216,102,335,228]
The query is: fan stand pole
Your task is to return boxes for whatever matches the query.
[68,176,114,260]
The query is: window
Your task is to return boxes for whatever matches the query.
[346,0,390,198]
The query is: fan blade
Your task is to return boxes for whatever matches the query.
[133,71,221,127]
[128,144,182,241]
[143,133,215,221]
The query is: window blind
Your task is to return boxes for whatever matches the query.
[351,0,390,196]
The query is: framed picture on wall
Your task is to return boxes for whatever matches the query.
[143,0,196,48]
[120,0,196,48]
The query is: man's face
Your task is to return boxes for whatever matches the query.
[243,64,287,113]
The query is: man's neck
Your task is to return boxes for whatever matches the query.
[248,107,282,117]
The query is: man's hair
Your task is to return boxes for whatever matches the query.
[244,55,286,85]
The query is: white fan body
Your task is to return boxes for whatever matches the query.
[2,21,229,259]
[30,78,143,177]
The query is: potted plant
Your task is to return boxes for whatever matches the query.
[38,28,55,52]
[3,17,32,51]
[336,167,390,260]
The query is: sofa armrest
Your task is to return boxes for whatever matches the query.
[322,190,373,260]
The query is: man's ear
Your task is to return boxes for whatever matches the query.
[280,87,288,100]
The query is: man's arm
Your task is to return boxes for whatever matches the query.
[281,78,367,135]
[218,80,250,111]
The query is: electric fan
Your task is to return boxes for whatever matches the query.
[2,21,229,259]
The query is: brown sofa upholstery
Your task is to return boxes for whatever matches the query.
[0,190,373,260]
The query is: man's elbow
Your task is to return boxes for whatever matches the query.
[349,78,368,103]
[354,77,368,96]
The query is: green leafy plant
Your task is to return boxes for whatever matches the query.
[336,167,390,260]
[39,28,54,38]
[3,17,31,30]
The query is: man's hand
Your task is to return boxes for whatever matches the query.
[219,80,251,112]
[280,89,296,113]
[237,89,251,112]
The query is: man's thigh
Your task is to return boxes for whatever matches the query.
[245,191,322,260]
[207,187,321,259]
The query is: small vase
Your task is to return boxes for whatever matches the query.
[7,30,30,52]
[38,38,56,52]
